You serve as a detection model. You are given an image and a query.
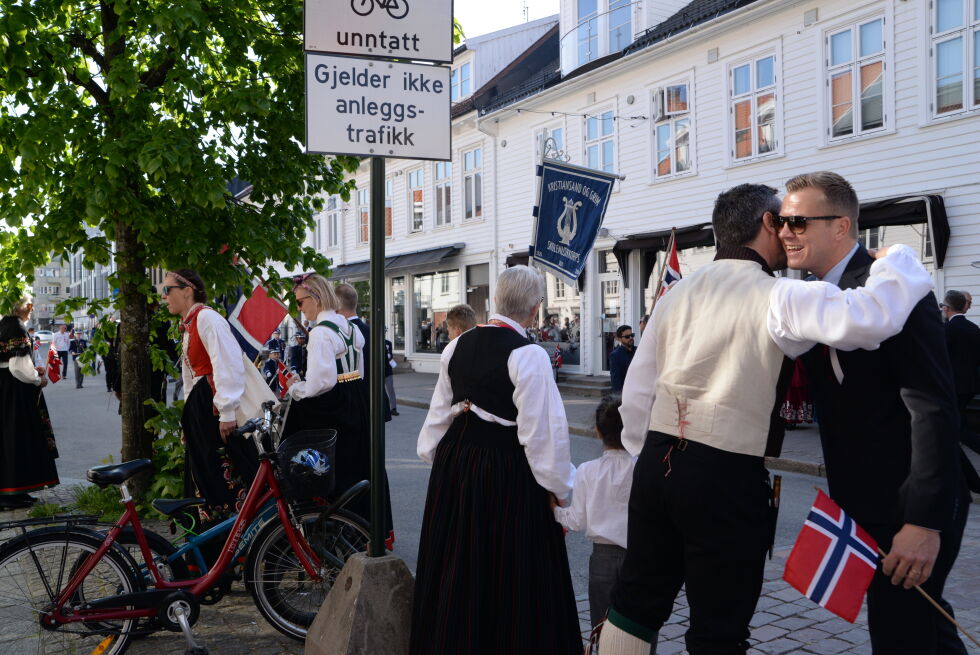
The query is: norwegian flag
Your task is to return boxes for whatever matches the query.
[657,229,681,298]
[276,360,291,399]
[783,490,879,623]
[554,345,563,369]
[226,284,289,361]
[46,348,61,384]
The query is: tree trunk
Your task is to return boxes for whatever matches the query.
[116,220,154,495]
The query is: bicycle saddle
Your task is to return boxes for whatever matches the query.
[151,497,206,517]
[86,459,153,487]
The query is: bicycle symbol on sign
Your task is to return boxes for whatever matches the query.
[351,0,409,19]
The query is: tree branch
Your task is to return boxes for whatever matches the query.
[140,49,176,90]
[68,32,107,71]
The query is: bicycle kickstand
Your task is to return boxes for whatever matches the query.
[172,604,210,655]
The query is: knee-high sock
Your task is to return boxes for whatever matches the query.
[598,620,656,655]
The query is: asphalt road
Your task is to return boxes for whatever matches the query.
[43,372,830,599]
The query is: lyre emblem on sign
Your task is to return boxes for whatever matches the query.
[556,196,582,246]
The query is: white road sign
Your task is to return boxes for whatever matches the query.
[306,0,453,64]
[306,53,451,160]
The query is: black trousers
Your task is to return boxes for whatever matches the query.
[58,351,69,378]
[864,488,970,655]
[609,432,772,655]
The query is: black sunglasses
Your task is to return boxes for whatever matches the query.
[621,333,634,339]
[773,215,842,234]
[161,284,188,297]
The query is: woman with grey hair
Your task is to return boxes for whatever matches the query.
[0,295,59,509]
[411,265,580,654]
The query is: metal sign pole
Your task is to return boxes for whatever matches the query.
[368,155,386,557]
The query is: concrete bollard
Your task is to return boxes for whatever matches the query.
[304,553,414,655]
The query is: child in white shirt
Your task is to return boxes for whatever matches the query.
[553,395,636,628]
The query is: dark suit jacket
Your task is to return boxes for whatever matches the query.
[350,316,391,422]
[608,344,634,392]
[287,343,307,377]
[802,246,965,531]
[945,314,980,399]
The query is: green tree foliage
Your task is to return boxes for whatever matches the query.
[0,0,360,489]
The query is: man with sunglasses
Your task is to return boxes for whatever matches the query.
[600,183,935,655]
[608,325,635,392]
[780,171,968,655]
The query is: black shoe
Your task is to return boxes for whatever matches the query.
[391,410,399,416]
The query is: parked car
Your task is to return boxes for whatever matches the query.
[35,330,54,345]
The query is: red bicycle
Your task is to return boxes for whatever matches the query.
[0,401,370,655]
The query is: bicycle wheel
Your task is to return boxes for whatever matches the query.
[386,0,409,19]
[350,0,374,16]
[245,508,370,641]
[0,528,140,655]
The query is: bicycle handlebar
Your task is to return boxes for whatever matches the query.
[231,418,262,440]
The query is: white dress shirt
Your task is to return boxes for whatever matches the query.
[180,306,246,423]
[620,244,934,455]
[52,331,70,352]
[553,449,635,548]
[288,310,365,401]
[417,313,576,499]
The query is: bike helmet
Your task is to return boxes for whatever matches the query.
[290,448,331,477]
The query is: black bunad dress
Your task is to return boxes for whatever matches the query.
[180,305,259,520]
[410,325,582,655]
[0,316,59,497]
[282,317,394,542]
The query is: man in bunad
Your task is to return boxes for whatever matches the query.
[599,183,936,655]
[781,172,970,655]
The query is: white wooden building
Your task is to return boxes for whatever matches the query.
[310,0,980,376]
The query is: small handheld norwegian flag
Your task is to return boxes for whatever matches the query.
[553,345,563,369]
[783,490,879,622]
[276,361,291,400]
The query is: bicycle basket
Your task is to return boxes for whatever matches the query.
[275,429,337,501]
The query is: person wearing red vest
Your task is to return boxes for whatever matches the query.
[162,269,256,520]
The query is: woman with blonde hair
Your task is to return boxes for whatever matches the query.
[0,295,59,509]
[285,274,393,538]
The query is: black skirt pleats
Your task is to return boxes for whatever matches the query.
[181,379,259,518]
[0,369,59,495]
[410,413,582,655]
[283,378,393,535]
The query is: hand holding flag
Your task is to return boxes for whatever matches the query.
[276,361,291,400]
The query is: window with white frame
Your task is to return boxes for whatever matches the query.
[408,168,424,232]
[463,148,483,220]
[327,211,339,247]
[653,82,692,178]
[932,0,980,115]
[730,54,778,160]
[585,110,615,173]
[358,188,369,243]
[826,18,886,139]
[537,125,565,159]
[860,226,881,249]
[451,63,471,101]
[572,0,632,70]
[435,162,452,226]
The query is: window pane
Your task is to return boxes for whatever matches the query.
[734,100,752,158]
[937,37,964,112]
[733,64,751,95]
[757,93,775,154]
[464,177,473,218]
[937,0,964,32]
[587,116,598,140]
[601,111,615,136]
[609,0,631,51]
[675,118,690,172]
[602,140,614,172]
[975,31,980,105]
[587,144,599,169]
[666,84,688,112]
[831,30,853,66]
[578,0,597,20]
[756,56,775,88]
[831,71,854,136]
[474,173,482,217]
[860,61,884,130]
[656,124,671,176]
[552,128,564,151]
[474,148,482,168]
[859,19,883,57]
[464,151,473,170]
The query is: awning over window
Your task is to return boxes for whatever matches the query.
[858,195,949,269]
[612,223,715,287]
[330,244,464,280]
